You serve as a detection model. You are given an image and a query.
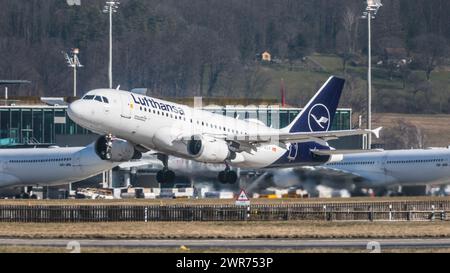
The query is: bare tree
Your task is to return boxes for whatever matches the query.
[338,7,360,73]
[412,34,448,81]
[243,65,272,96]
[381,119,427,149]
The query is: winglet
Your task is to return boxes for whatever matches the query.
[372,127,382,139]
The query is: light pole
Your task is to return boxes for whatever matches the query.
[64,48,83,97]
[362,0,382,150]
[103,1,120,89]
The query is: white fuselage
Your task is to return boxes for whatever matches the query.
[324,149,450,187]
[0,144,118,188]
[68,89,296,169]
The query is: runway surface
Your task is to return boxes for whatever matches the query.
[1,238,450,249]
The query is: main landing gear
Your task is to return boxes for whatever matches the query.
[156,154,175,184]
[218,165,238,184]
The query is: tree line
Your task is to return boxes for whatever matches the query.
[0,0,449,114]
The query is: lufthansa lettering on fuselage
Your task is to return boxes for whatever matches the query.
[131,93,185,115]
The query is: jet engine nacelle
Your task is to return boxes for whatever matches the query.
[187,135,233,163]
[95,136,141,162]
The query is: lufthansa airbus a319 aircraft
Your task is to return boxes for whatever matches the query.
[68,76,380,184]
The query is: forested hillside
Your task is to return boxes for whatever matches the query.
[0,0,449,116]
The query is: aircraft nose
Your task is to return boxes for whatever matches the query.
[67,100,85,122]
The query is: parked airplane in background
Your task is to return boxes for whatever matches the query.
[68,76,380,185]
[269,147,450,196]
[322,148,450,190]
[0,136,141,189]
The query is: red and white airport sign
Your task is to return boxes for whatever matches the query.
[235,189,250,206]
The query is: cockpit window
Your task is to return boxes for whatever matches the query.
[94,96,103,102]
[102,97,109,104]
[83,95,95,100]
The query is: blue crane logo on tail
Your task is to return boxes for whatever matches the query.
[308,104,331,132]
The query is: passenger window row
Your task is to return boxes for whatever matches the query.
[9,158,71,164]
[387,159,445,164]
[329,161,375,166]
[137,106,247,135]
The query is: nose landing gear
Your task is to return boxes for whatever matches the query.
[156,154,176,184]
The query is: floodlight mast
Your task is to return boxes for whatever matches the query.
[103,1,120,89]
[362,0,382,150]
[64,48,83,97]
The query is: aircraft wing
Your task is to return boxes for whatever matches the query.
[118,159,160,169]
[227,128,381,142]
[219,127,382,152]
[0,173,21,188]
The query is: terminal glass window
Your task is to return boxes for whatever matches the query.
[10,109,20,144]
[236,110,246,120]
[77,124,86,135]
[288,110,299,124]
[54,109,65,135]
[330,110,351,130]
[33,109,43,143]
[0,107,95,146]
[225,109,235,120]
[268,110,280,129]
[21,109,32,143]
[44,109,54,144]
[247,109,258,121]
[67,115,77,135]
[257,109,268,126]
[0,109,9,139]
[279,110,289,128]
[340,111,351,130]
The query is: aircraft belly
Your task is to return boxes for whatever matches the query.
[393,168,450,186]
[236,147,286,169]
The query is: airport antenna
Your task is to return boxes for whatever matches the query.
[362,0,382,150]
[63,48,84,97]
[103,1,120,89]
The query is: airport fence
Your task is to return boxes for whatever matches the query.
[0,200,449,222]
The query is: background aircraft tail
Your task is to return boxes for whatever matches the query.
[283,76,345,133]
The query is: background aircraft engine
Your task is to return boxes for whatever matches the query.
[95,136,141,162]
[187,136,232,163]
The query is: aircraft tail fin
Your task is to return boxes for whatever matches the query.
[283,76,345,133]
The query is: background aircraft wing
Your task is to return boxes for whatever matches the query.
[293,166,365,182]
[0,173,21,188]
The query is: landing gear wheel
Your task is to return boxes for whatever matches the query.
[218,171,227,184]
[164,170,175,183]
[218,170,238,184]
[156,170,165,183]
[226,171,238,184]
[156,169,176,184]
